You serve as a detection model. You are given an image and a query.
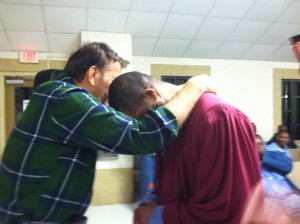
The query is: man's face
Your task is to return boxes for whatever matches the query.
[255,137,264,156]
[94,60,122,102]
[289,34,300,74]
[276,132,290,148]
[291,41,300,63]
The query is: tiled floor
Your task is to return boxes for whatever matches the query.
[85,202,139,224]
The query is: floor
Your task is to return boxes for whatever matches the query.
[85,202,139,224]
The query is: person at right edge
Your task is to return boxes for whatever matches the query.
[242,33,300,224]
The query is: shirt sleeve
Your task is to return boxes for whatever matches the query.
[51,88,178,155]
[139,194,159,206]
[138,194,162,224]
[150,206,164,224]
[262,150,293,175]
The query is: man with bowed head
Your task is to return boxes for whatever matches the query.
[108,71,262,224]
[0,42,215,224]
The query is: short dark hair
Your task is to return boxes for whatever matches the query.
[289,33,300,46]
[108,71,153,114]
[33,69,62,89]
[277,124,288,132]
[255,134,263,142]
[277,129,289,136]
[64,42,129,82]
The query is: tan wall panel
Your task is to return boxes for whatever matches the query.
[151,64,210,80]
[1,59,47,72]
[0,59,65,72]
[288,161,300,188]
[288,148,300,161]
[94,168,133,182]
[91,168,133,205]
[48,60,66,69]
[90,193,134,206]
[93,180,133,195]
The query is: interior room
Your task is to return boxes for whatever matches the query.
[0,0,299,223]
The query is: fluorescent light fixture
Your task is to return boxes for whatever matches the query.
[5,79,24,85]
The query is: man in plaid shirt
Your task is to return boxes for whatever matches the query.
[0,42,214,224]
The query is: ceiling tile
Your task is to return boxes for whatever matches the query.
[227,20,271,42]
[268,44,297,62]
[44,6,86,33]
[209,0,255,19]
[48,33,80,53]
[132,37,158,56]
[43,0,86,7]
[195,17,239,41]
[277,1,300,23]
[131,0,173,12]
[257,23,300,44]
[153,38,190,57]
[0,4,44,31]
[0,1,299,62]
[244,0,293,21]
[184,40,222,58]
[0,0,40,4]
[126,12,167,37]
[87,9,128,32]
[171,0,215,15]
[0,31,11,50]
[7,31,48,52]
[214,42,252,59]
[242,44,280,60]
[161,14,204,39]
[88,0,131,10]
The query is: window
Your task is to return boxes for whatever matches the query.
[161,75,191,85]
[282,79,300,140]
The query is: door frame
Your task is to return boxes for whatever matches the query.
[5,79,34,141]
[0,75,34,159]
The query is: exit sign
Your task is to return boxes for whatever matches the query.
[19,51,39,63]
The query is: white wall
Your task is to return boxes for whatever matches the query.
[132,56,299,141]
[1,49,299,153]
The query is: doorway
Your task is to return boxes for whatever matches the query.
[4,78,34,142]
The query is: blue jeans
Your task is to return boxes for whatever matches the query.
[139,154,156,199]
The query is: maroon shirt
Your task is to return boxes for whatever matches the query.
[155,93,262,224]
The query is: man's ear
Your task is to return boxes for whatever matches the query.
[142,88,158,105]
[86,66,99,86]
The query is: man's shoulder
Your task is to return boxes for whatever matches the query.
[192,93,248,123]
[200,92,233,103]
[33,81,100,110]
[265,142,277,150]
[38,80,88,97]
[196,93,234,111]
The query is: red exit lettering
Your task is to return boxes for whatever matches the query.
[19,51,39,63]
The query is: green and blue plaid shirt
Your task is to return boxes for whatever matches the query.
[0,72,178,223]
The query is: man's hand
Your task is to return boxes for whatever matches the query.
[186,74,217,95]
[134,201,157,224]
[164,74,217,128]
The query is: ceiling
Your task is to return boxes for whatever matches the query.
[0,0,300,62]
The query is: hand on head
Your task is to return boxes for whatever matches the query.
[186,74,217,95]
